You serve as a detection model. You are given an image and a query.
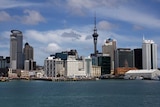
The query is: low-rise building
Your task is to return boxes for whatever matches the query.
[8,68,18,78]
[91,65,101,77]
[21,70,29,78]
[124,69,160,80]
[66,55,86,78]
[115,67,137,76]
[44,56,65,78]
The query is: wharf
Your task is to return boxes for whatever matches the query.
[9,77,99,82]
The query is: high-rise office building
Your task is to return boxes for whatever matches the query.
[115,48,134,68]
[134,48,142,69]
[102,38,116,72]
[10,30,23,70]
[23,42,33,60]
[142,39,157,69]
[23,42,36,71]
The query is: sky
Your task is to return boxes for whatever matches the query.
[0,0,160,66]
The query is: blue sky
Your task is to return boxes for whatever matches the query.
[0,0,160,66]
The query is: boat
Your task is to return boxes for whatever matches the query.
[135,76,143,80]
[95,78,100,81]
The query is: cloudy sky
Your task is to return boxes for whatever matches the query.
[0,0,160,66]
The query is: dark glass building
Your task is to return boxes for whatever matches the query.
[115,48,134,68]
[134,48,142,69]
[55,53,68,60]
[98,56,111,74]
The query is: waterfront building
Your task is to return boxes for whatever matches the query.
[142,39,157,69]
[84,57,92,77]
[10,30,23,70]
[44,56,65,78]
[20,70,29,78]
[125,69,160,80]
[115,67,137,76]
[24,60,36,71]
[36,70,44,78]
[8,68,18,78]
[115,48,134,68]
[134,48,142,69]
[91,66,101,77]
[65,55,86,78]
[102,38,116,72]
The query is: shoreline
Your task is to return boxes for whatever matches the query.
[3,76,159,82]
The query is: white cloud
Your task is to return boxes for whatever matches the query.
[21,10,45,25]
[0,11,11,21]
[97,20,116,30]
[133,25,144,30]
[24,30,48,43]
[63,0,160,29]
[0,10,45,25]
[24,29,91,44]
[65,0,128,15]
[0,0,40,9]
[98,6,160,29]
[45,43,62,53]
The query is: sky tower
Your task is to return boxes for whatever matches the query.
[92,15,99,56]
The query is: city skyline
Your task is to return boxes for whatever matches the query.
[0,0,160,66]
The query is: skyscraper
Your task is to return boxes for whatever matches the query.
[92,15,99,56]
[102,38,116,72]
[10,30,23,70]
[23,42,36,71]
[142,39,157,69]
[23,42,33,60]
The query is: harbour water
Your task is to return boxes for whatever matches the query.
[0,80,160,107]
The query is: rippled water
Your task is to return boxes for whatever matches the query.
[0,80,160,107]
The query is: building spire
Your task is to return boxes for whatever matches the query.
[143,34,145,41]
[94,12,97,33]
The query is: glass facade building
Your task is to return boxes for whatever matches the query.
[134,48,142,69]
[98,56,111,74]
[115,48,134,68]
